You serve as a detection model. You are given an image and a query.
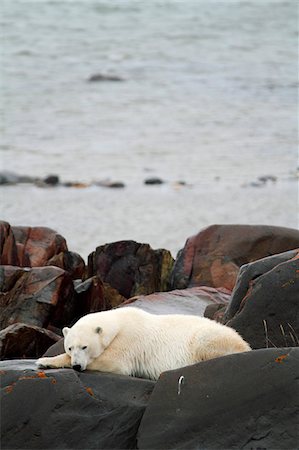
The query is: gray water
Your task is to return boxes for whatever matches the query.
[1,0,298,259]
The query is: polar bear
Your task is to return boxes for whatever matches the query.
[37,307,251,380]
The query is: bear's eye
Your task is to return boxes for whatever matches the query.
[82,346,87,350]
[68,347,72,351]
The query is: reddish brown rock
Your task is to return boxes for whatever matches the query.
[122,286,230,316]
[87,241,174,298]
[170,224,299,291]
[0,323,61,359]
[0,222,19,266]
[0,221,67,267]
[47,251,85,280]
[0,265,75,330]
[74,276,126,318]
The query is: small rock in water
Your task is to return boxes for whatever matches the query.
[144,177,165,185]
[0,171,36,185]
[258,175,277,183]
[43,175,60,186]
[88,73,124,82]
[95,180,125,188]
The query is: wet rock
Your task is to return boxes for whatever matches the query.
[88,73,124,82]
[170,224,299,291]
[144,177,165,185]
[137,348,299,450]
[0,171,37,185]
[0,265,75,330]
[223,249,299,349]
[43,174,60,186]
[74,275,126,318]
[87,241,174,299]
[95,179,125,188]
[0,359,155,450]
[47,251,86,280]
[122,286,230,316]
[0,323,61,359]
[0,221,68,267]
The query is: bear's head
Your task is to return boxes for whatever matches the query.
[62,319,119,371]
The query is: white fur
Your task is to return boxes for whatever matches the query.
[37,307,251,380]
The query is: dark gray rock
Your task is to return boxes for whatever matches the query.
[144,177,165,185]
[88,73,124,82]
[137,348,299,450]
[1,359,155,449]
[224,250,299,349]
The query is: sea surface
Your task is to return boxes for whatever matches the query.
[1,0,298,260]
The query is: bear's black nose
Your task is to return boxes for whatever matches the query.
[72,364,82,372]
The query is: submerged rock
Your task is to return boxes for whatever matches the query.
[87,241,174,298]
[137,348,299,450]
[88,73,124,82]
[170,224,299,291]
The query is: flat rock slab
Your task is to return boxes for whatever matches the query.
[122,287,231,316]
[137,348,299,450]
[1,360,155,450]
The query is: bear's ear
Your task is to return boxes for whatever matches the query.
[95,326,102,334]
[62,327,70,337]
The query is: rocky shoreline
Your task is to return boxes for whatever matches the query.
[1,220,299,449]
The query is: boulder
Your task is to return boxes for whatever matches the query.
[47,251,86,280]
[87,241,174,298]
[0,265,75,330]
[137,347,299,450]
[0,221,67,267]
[170,224,299,291]
[74,276,126,318]
[0,323,61,359]
[224,250,299,349]
[122,286,230,316]
[0,359,155,450]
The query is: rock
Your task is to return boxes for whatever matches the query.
[122,286,230,316]
[87,241,174,299]
[42,338,64,356]
[88,73,124,82]
[0,265,75,331]
[47,251,86,280]
[170,224,299,291]
[144,177,165,185]
[43,174,60,185]
[0,221,68,267]
[74,276,126,318]
[0,359,155,450]
[0,171,37,185]
[137,347,299,450]
[95,180,125,188]
[223,249,299,349]
[0,222,19,266]
[0,323,61,359]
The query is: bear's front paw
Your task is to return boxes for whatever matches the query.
[36,357,55,369]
